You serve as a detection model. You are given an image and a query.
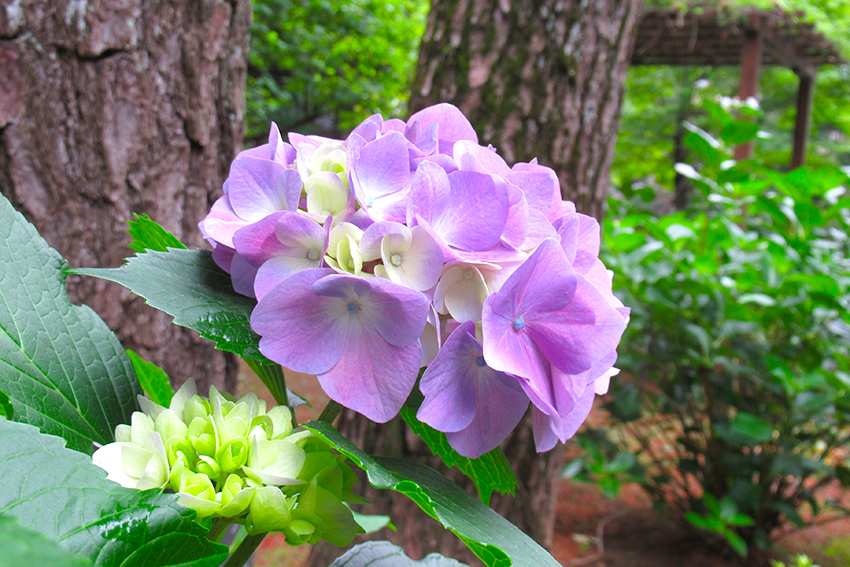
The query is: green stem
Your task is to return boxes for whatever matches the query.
[318,399,343,423]
[207,518,230,543]
[246,360,289,408]
[222,533,266,567]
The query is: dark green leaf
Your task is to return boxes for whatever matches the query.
[70,249,270,363]
[0,417,229,567]
[399,406,517,505]
[329,541,468,567]
[0,390,12,419]
[304,420,561,567]
[0,515,91,567]
[126,350,174,407]
[0,194,139,453]
[127,214,187,254]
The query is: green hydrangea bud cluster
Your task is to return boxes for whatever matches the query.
[93,379,361,544]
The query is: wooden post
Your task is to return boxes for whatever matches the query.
[734,24,763,160]
[791,73,814,169]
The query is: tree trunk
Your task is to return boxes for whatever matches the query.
[0,0,251,394]
[308,1,640,565]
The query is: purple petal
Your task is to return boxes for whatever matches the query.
[432,171,509,251]
[202,195,247,248]
[311,274,430,347]
[254,255,321,301]
[350,132,412,204]
[252,269,348,374]
[481,306,551,386]
[407,103,478,154]
[454,141,510,176]
[228,156,302,221]
[232,212,287,267]
[527,275,627,374]
[211,243,235,273]
[446,371,527,458]
[418,322,480,432]
[229,252,258,298]
[407,161,452,227]
[418,322,529,458]
[484,239,577,321]
[500,182,529,249]
[319,321,422,422]
[506,165,559,218]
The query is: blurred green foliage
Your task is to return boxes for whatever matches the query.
[247,0,428,142]
[575,99,850,557]
[615,1,850,196]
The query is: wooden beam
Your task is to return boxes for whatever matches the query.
[791,73,814,169]
[734,23,763,161]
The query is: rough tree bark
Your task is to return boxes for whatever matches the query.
[0,0,251,393]
[308,1,641,565]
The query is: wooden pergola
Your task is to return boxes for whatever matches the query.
[630,7,843,168]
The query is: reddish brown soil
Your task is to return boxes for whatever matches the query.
[238,366,850,567]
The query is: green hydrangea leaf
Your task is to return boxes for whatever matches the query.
[304,421,561,567]
[126,350,174,407]
[127,214,188,254]
[0,389,12,419]
[0,417,229,567]
[399,406,517,505]
[0,194,140,453]
[0,515,91,567]
[329,541,468,567]
[70,249,270,363]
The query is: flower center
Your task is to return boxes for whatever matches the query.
[512,317,525,331]
[307,250,319,260]
[346,302,359,315]
[475,356,487,368]
[390,254,402,266]
[463,270,474,280]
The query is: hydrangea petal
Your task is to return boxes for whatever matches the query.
[252,269,349,374]
[318,318,422,422]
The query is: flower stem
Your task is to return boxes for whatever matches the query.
[246,360,291,412]
[222,532,266,567]
[318,399,343,423]
[207,517,230,542]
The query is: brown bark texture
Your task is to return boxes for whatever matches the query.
[309,1,640,565]
[0,0,251,393]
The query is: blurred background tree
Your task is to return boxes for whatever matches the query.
[246,0,428,142]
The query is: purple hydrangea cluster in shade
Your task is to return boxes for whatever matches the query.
[200,103,629,458]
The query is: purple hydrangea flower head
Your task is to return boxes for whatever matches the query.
[418,321,529,458]
[251,269,430,422]
[199,103,628,446]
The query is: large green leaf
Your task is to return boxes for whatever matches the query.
[71,249,269,363]
[329,541,468,567]
[399,406,517,505]
[304,421,561,567]
[0,515,91,567]
[0,417,228,567]
[0,194,139,453]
